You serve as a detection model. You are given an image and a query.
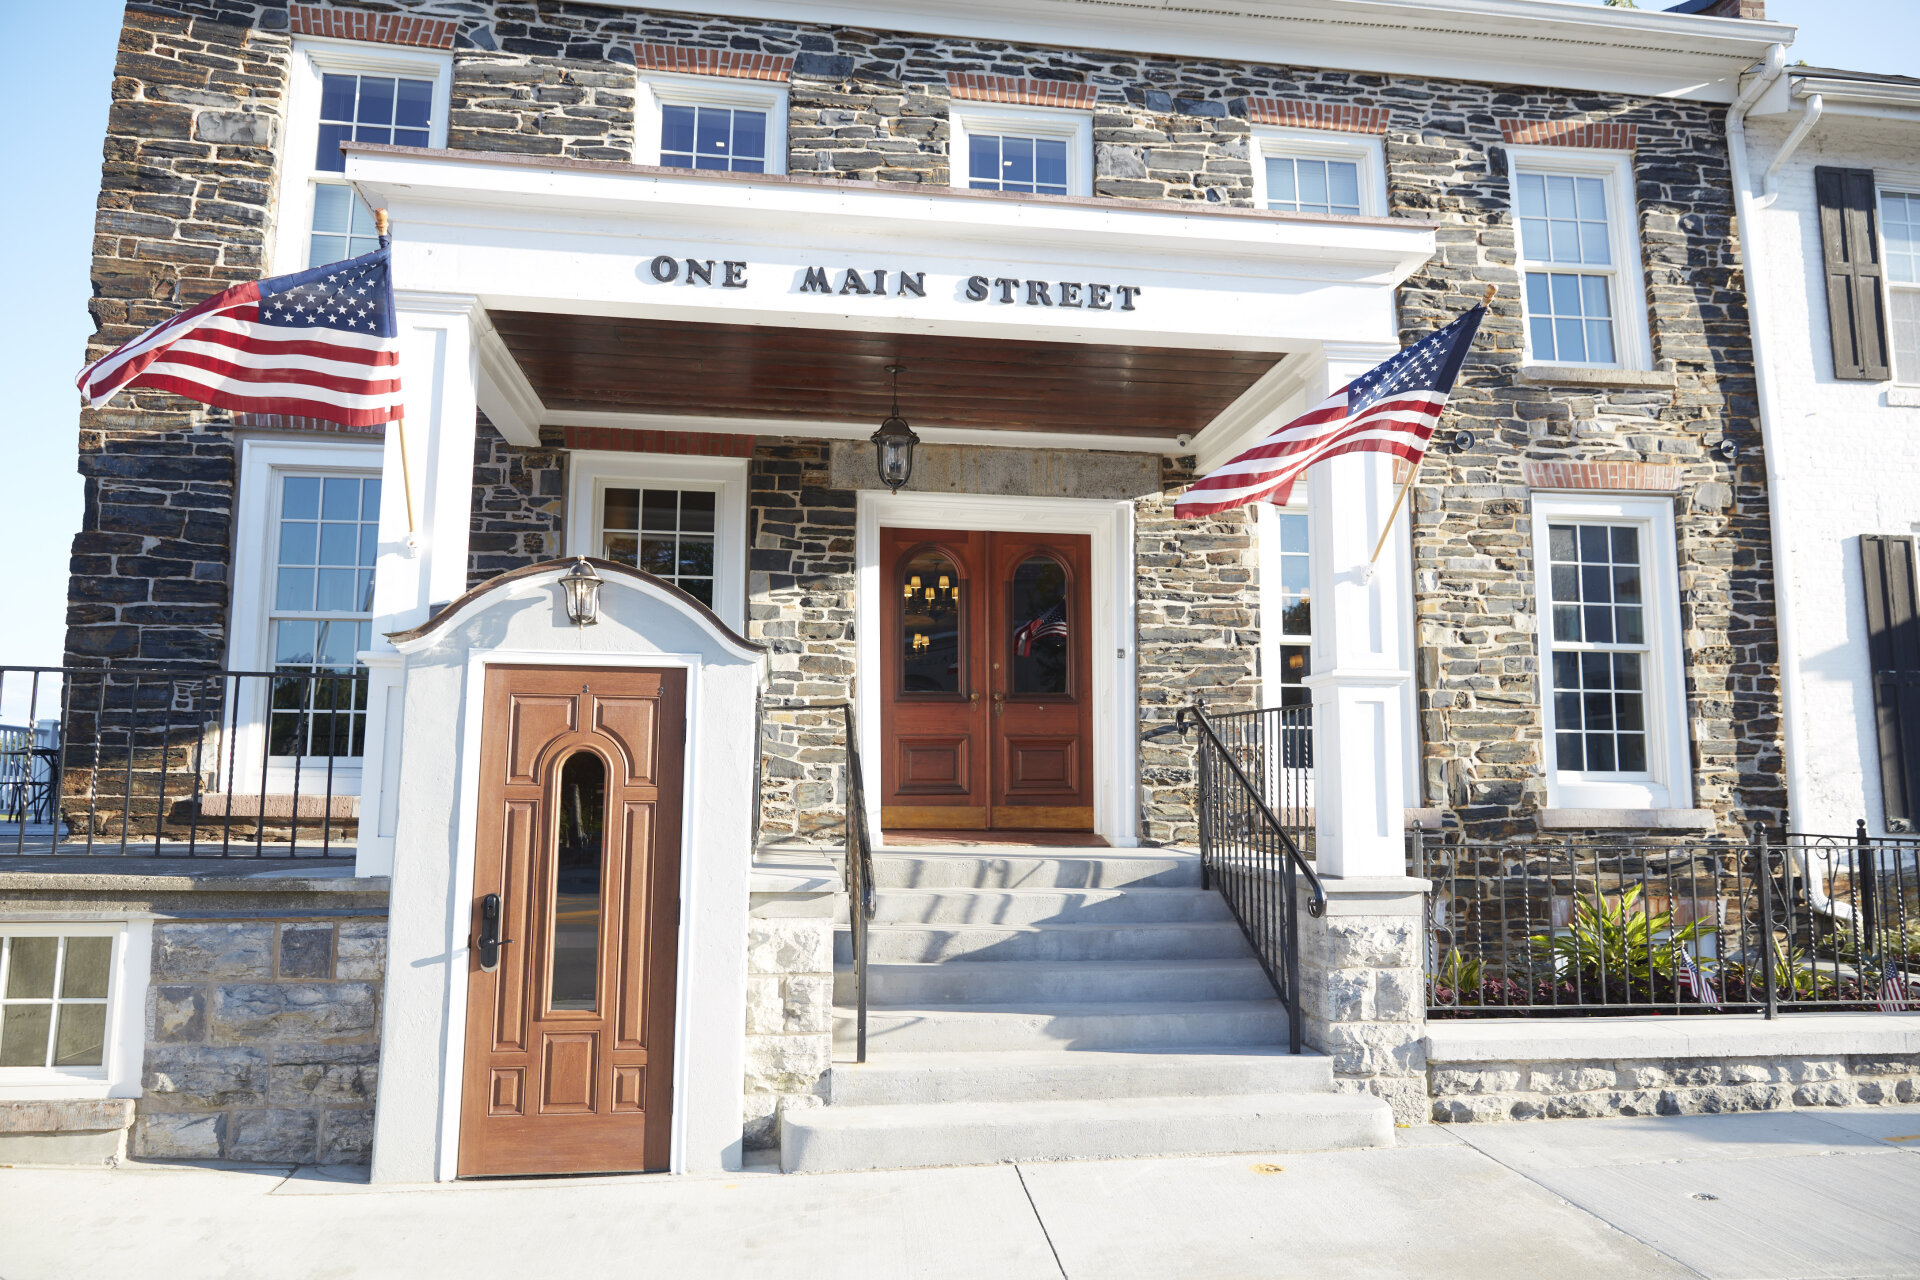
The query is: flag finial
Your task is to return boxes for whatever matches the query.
[1481,283,1495,307]
[374,208,391,248]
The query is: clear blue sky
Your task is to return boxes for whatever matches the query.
[0,0,1914,720]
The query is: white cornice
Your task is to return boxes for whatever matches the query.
[606,0,1795,103]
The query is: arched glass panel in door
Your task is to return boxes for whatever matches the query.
[899,549,965,694]
[549,750,606,1012]
[1009,555,1070,696]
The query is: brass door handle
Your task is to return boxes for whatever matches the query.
[970,692,979,706]
[992,692,1005,718]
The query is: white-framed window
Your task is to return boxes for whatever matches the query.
[949,103,1092,198]
[1883,187,1920,384]
[1530,493,1690,810]
[0,920,150,1100]
[1258,503,1313,712]
[566,451,749,632]
[637,73,788,174]
[1251,127,1386,218]
[271,39,452,274]
[1508,146,1651,371]
[230,438,386,790]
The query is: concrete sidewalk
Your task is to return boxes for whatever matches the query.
[4,1106,1919,1280]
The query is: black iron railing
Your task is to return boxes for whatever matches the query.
[1420,824,1919,1017]
[1199,703,1314,855]
[834,703,876,1063]
[1179,704,1325,1053]
[0,665,363,857]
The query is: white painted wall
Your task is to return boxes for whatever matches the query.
[1744,109,1920,836]
[368,566,763,1183]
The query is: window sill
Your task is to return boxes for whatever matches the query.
[1536,807,1715,831]
[1517,365,1677,390]
[1886,387,1920,408]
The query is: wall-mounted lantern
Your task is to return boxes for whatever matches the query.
[871,363,919,492]
[559,556,603,627]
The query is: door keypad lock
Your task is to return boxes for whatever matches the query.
[477,892,514,971]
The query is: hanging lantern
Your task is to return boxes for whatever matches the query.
[559,556,603,627]
[871,363,919,492]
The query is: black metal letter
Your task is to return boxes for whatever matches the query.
[722,260,748,288]
[1088,283,1112,310]
[840,269,872,295]
[1116,285,1141,311]
[649,255,679,282]
[898,272,927,298]
[965,275,990,301]
[800,266,832,293]
[686,259,715,286]
[1058,281,1083,308]
[1026,280,1053,306]
[994,277,1018,304]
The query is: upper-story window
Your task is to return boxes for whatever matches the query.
[1252,128,1385,218]
[640,75,787,175]
[1507,147,1651,371]
[1884,188,1920,384]
[949,104,1091,198]
[269,471,381,759]
[273,41,451,275]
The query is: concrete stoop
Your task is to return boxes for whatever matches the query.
[782,844,1394,1173]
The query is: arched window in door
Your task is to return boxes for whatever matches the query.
[1009,555,1070,696]
[549,750,606,1012]
[899,549,965,695]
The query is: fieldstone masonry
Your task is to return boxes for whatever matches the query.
[1296,884,1431,1124]
[1431,1052,1920,1123]
[742,914,835,1149]
[138,915,386,1165]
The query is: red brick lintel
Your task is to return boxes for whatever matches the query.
[946,73,1099,111]
[1242,99,1390,135]
[1523,461,1680,493]
[1498,119,1638,151]
[635,43,795,83]
[562,426,756,458]
[288,5,458,51]
[234,412,386,437]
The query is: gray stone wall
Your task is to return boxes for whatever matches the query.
[467,419,566,588]
[1298,888,1430,1123]
[742,915,834,1149]
[139,915,386,1165]
[1431,1052,1920,1123]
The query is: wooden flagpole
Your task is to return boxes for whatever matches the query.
[1365,283,1495,570]
[373,209,416,537]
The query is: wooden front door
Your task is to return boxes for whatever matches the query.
[458,665,685,1177]
[880,528,1094,831]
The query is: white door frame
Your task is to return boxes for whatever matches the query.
[855,490,1138,847]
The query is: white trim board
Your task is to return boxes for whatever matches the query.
[854,489,1138,847]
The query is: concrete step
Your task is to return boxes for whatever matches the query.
[827,1048,1333,1106]
[869,850,1201,890]
[836,958,1275,1005]
[869,886,1232,926]
[780,1090,1393,1173]
[833,999,1289,1052]
[839,920,1255,964]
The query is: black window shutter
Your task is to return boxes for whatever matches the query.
[1815,166,1892,381]
[1860,535,1920,831]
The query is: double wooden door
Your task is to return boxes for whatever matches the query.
[459,665,685,1177]
[880,528,1094,831]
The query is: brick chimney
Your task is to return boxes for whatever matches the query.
[1695,0,1766,18]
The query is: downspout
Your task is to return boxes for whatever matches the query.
[1727,45,1802,835]
[1761,92,1824,207]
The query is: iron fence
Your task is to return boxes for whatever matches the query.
[1418,825,1919,1017]
[1197,703,1314,856]
[0,665,363,857]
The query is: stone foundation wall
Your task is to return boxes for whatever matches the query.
[1297,884,1430,1123]
[1431,1052,1920,1123]
[138,915,386,1165]
[741,915,834,1150]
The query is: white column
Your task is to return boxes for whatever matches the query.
[356,292,481,877]
[1305,341,1413,879]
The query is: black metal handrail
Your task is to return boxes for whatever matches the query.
[833,703,876,1063]
[0,664,362,857]
[1176,704,1325,1053]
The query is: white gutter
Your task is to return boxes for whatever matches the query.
[1727,45,1805,843]
[1760,93,1823,206]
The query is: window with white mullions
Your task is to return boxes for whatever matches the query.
[308,72,433,266]
[1265,155,1361,216]
[1517,170,1619,365]
[968,134,1069,195]
[600,488,717,607]
[0,934,112,1071]
[1271,510,1313,711]
[269,474,380,759]
[1884,189,1920,383]
[660,103,767,172]
[1546,523,1649,774]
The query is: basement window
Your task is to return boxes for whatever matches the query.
[0,921,149,1099]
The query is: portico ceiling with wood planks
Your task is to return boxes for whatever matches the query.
[489,312,1285,439]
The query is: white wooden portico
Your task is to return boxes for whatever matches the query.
[347,140,1434,876]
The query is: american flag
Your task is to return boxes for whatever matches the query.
[76,245,403,428]
[1877,963,1909,1014]
[1675,947,1721,1007]
[1014,602,1068,657]
[1174,303,1487,518]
